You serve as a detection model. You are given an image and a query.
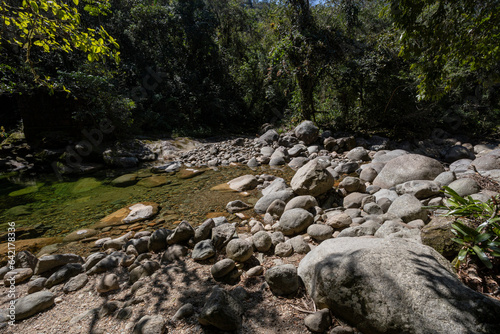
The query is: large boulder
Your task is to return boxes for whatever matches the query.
[298,237,500,334]
[291,159,335,197]
[373,154,444,189]
[294,121,319,145]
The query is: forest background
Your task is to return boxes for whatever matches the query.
[0,0,499,144]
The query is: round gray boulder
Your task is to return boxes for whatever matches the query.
[279,208,314,236]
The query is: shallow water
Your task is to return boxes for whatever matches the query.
[0,165,294,238]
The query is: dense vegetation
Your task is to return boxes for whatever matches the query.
[1,0,499,141]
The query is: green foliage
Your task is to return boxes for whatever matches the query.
[387,0,500,100]
[0,0,120,90]
[440,186,500,269]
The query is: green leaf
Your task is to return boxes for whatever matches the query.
[458,248,468,261]
[472,245,493,269]
[451,238,466,245]
[475,232,492,244]
[73,0,79,5]
[452,221,479,237]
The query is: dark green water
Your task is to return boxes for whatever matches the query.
[0,165,294,238]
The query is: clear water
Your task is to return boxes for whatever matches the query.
[0,165,294,238]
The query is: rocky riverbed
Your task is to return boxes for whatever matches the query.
[1,121,500,333]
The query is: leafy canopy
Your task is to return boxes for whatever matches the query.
[0,0,120,88]
[387,0,500,100]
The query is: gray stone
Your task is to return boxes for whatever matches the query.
[325,212,352,229]
[172,303,194,321]
[148,228,171,252]
[372,149,408,163]
[161,245,188,263]
[82,252,107,272]
[269,147,289,166]
[167,221,195,245]
[339,177,362,193]
[284,195,318,212]
[471,149,500,171]
[192,240,216,261]
[334,162,360,174]
[34,254,83,275]
[45,263,84,288]
[363,202,383,215]
[298,237,500,334]
[265,264,299,296]
[374,220,421,241]
[11,291,55,320]
[266,199,286,217]
[198,286,244,331]
[255,189,295,214]
[132,315,166,334]
[227,175,259,191]
[246,265,264,277]
[346,147,370,161]
[307,224,334,241]
[373,189,399,202]
[421,216,461,257]
[3,268,33,286]
[387,194,428,223]
[279,208,314,236]
[15,250,38,270]
[259,129,279,144]
[289,157,310,169]
[295,121,319,145]
[447,178,480,197]
[211,259,236,279]
[337,220,382,237]
[445,145,474,163]
[247,157,259,167]
[226,239,253,262]
[226,200,252,213]
[262,178,288,196]
[434,171,456,186]
[287,235,311,254]
[211,223,236,250]
[304,308,332,333]
[252,231,272,252]
[275,242,294,257]
[97,273,120,293]
[288,144,307,157]
[194,218,215,243]
[343,192,370,209]
[271,231,285,246]
[129,261,160,284]
[373,154,444,189]
[291,159,335,197]
[450,159,473,175]
[26,277,46,294]
[63,273,89,293]
[360,167,378,183]
[87,254,119,274]
[395,180,441,199]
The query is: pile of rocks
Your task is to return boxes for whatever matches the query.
[2,122,500,333]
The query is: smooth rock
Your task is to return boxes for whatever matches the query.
[192,240,216,261]
[387,194,428,223]
[226,239,253,262]
[279,208,314,236]
[265,264,299,296]
[298,237,500,334]
[198,286,244,331]
[373,154,444,189]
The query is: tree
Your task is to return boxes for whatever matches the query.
[270,0,344,121]
[0,0,120,90]
[388,0,500,100]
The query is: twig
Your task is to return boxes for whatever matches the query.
[290,305,315,314]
